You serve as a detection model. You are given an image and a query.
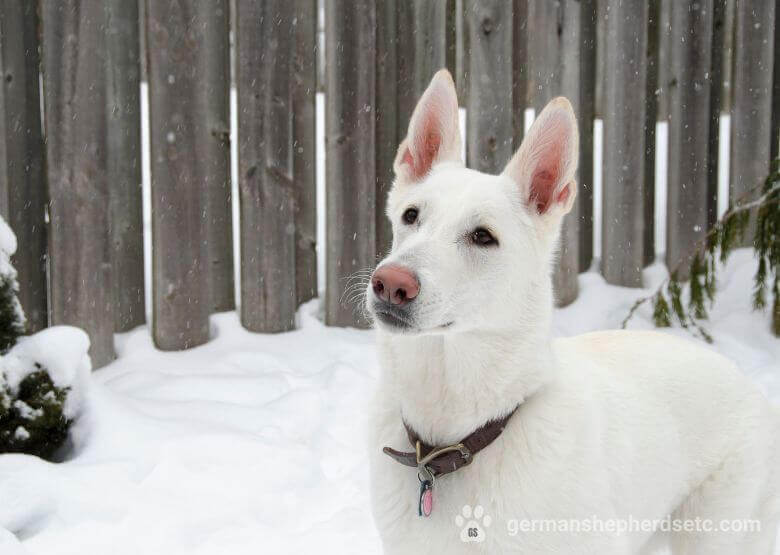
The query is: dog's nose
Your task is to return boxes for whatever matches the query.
[371,265,419,306]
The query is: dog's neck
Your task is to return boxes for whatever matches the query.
[377,324,555,446]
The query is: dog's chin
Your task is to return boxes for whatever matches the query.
[370,306,455,336]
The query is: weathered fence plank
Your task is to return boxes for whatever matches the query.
[532,0,595,305]
[455,0,469,103]
[106,0,144,331]
[42,1,115,366]
[602,0,648,287]
[465,0,513,174]
[237,0,297,332]
[667,0,714,279]
[376,1,398,258]
[594,0,606,117]
[731,0,776,243]
[512,0,529,151]
[146,1,215,349]
[644,0,660,266]
[578,0,597,272]
[656,0,673,121]
[528,0,556,112]
[708,0,727,228]
[0,0,47,332]
[553,1,582,306]
[771,0,780,162]
[325,1,376,327]
[294,0,318,305]
[446,0,457,79]
[203,2,234,313]
[397,1,448,134]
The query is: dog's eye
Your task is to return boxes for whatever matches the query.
[402,208,418,225]
[470,228,498,247]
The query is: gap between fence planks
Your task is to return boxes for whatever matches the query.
[0,0,47,332]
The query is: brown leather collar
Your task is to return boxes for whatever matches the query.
[382,406,519,478]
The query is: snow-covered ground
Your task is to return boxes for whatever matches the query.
[0,249,777,555]
[1,89,777,553]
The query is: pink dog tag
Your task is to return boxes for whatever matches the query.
[419,480,434,517]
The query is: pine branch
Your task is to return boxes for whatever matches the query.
[622,168,780,339]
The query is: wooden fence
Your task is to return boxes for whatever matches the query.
[0,0,776,369]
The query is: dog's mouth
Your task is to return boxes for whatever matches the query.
[373,306,413,330]
[371,304,454,334]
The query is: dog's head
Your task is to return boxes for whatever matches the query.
[366,70,578,336]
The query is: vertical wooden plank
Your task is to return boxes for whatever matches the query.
[414,1,447,95]
[721,0,736,113]
[708,0,727,228]
[294,0,318,304]
[540,0,596,305]
[376,0,398,259]
[397,1,447,135]
[666,0,713,279]
[731,0,775,243]
[42,1,115,366]
[771,0,780,162]
[512,0,529,151]
[146,1,213,349]
[644,0,660,266]
[203,1,234,313]
[465,0,513,174]
[553,1,581,306]
[106,0,144,331]
[446,0,457,78]
[602,0,648,287]
[455,0,469,103]
[325,1,376,328]
[578,0,597,272]
[237,0,297,332]
[527,0,556,112]
[656,0,672,121]
[594,0,607,117]
[0,0,47,332]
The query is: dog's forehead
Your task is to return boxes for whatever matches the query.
[394,164,517,218]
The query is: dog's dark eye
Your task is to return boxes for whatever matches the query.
[402,208,418,225]
[470,228,498,247]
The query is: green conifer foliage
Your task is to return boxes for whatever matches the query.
[624,159,780,339]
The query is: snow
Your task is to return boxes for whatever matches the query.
[2,327,91,420]
[0,250,776,554]
[0,217,17,259]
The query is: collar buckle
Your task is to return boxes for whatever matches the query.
[416,441,473,475]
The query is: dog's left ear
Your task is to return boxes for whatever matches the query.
[503,97,578,219]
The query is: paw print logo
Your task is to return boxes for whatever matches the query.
[454,504,491,543]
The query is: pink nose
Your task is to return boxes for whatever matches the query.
[371,265,420,306]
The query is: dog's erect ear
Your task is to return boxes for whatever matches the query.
[503,97,578,217]
[394,69,462,183]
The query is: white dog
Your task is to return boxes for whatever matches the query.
[366,69,779,554]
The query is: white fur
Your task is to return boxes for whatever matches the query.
[366,70,780,554]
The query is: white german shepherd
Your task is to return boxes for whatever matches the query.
[366,69,779,554]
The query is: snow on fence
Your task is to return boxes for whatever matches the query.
[0,0,775,369]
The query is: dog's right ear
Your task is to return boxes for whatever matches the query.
[393,69,462,184]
